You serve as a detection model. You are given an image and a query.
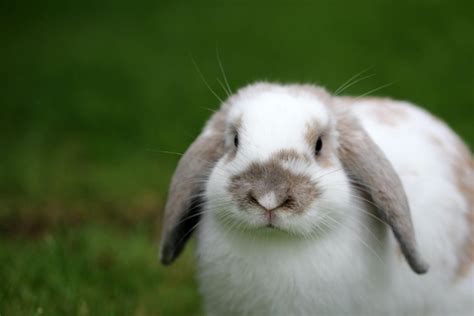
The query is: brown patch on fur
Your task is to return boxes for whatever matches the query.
[336,96,408,126]
[304,120,334,168]
[370,104,408,127]
[336,96,397,107]
[274,149,311,163]
[456,209,474,278]
[229,154,319,213]
[427,133,444,149]
[453,140,474,280]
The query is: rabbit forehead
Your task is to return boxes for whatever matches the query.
[228,90,330,152]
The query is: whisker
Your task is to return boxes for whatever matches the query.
[334,66,374,95]
[147,149,185,156]
[319,185,388,226]
[217,78,231,97]
[201,106,218,113]
[335,74,375,96]
[323,214,384,264]
[356,82,395,99]
[314,167,344,181]
[190,54,224,104]
[147,149,243,179]
[176,220,203,247]
[216,46,232,95]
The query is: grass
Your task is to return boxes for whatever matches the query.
[0,224,202,316]
[0,0,472,314]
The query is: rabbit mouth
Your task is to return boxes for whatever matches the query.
[265,222,280,230]
[264,209,274,224]
[263,210,283,230]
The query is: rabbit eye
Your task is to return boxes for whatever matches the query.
[315,137,323,155]
[234,133,239,148]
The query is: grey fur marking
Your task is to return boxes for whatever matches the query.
[159,106,228,265]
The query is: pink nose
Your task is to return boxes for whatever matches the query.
[250,191,290,211]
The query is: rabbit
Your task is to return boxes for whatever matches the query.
[159,82,473,316]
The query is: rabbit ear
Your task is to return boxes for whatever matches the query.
[159,108,228,265]
[336,110,429,274]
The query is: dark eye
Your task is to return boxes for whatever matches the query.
[234,133,239,148]
[315,137,323,155]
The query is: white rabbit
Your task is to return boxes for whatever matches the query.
[160,83,473,316]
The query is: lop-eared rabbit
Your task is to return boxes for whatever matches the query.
[160,83,473,316]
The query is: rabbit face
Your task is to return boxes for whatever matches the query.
[205,87,352,237]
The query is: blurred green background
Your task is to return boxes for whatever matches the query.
[1,0,472,315]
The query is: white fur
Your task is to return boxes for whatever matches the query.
[195,84,474,315]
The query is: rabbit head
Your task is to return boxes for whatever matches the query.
[159,82,429,274]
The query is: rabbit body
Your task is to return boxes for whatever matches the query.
[195,95,473,316]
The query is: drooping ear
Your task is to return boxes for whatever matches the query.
[159,107,228,265]
[335,108,429,274]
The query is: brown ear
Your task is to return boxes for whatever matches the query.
[336,109,429,274]
[159,108,228,265]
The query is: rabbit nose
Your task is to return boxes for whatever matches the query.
[249,191,290,211]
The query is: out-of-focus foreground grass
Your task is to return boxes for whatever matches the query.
[1,0,473,315]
